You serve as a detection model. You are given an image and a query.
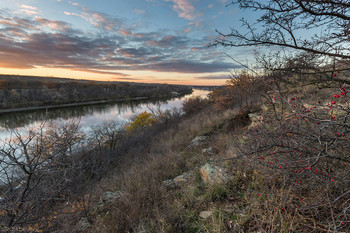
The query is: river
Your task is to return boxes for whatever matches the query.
[0,89,210,141]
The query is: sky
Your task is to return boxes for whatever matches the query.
[0,0,257,85]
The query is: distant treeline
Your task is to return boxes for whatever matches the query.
[0,75,192,109]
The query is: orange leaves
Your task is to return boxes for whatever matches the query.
[0,209,7,216]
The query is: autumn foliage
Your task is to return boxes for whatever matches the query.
[125,111,157,133]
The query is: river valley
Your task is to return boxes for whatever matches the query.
[0,89,210,141]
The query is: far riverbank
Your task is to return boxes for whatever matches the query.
[0,97,149,114]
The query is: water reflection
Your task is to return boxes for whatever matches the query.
[0,98,170,129]
[0,89,210,140]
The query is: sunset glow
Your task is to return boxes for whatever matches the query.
[0,0,257,85]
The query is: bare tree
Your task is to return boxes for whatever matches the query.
[89,120,125,152]
[212,0,350,59]
[209,1,350,230]
[0,120,85,229]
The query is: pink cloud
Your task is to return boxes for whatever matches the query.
[64,9,119,31]
[0,17,39,30]
[19,5,41,15]
[188,21,201,27]
[0,20,17,27]
[118,29,132,36]
[20,5,38,10]
[165,0,201,20]
[35,17,69,31]
[118,29,145,38]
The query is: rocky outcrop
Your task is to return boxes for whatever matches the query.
[89,191,126,216]
[189,136,209,147]
[202,147,219,155]
[101,191,124,204]
[163,172,194,189]
[248,113,263,129]
[199,163,230,185]
[75,217,92,232]
[199,211,213,220]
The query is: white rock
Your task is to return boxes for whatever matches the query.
[200,163,229,185]
[190,136,209,147]
[199,211,213,220]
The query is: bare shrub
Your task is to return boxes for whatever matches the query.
[88,120,125,152]
[237,81,350,231]
[209,73,266,111]
[0,119,115,231]
[182,96,210,115]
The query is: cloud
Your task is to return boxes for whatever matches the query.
[188,21,201,28]
[191,46,206,51]
[139,60,240,73]
[68,1,79,6]
[165,0,201,20]
[208,4,214,8]
[19,5,41,16]
[19,10,39,16]
[0,20,123,70]
[0,27,28,41]
[0,16,40,30]
[133,8,146,14]
[118,29,132,36]
[64,8,121,31]
[118,29,157,40]
[145,35,188,48]
[118,47,158,58]
[35,17,69,32]
[0,10,233,77]
[20,5,38,10]
[111,77,139,81]
[196,75,229,80]
[72,68,130,76]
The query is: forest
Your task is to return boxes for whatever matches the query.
[0,75,192,109]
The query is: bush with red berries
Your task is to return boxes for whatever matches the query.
[238,78,350,231]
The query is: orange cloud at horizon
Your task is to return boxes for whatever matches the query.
[0,67,228,86]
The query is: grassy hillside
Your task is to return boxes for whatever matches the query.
[84,73,349,232]
[0,70,349,232]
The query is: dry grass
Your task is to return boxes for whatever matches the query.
[64,83,350,233]
[81,107,240,232]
